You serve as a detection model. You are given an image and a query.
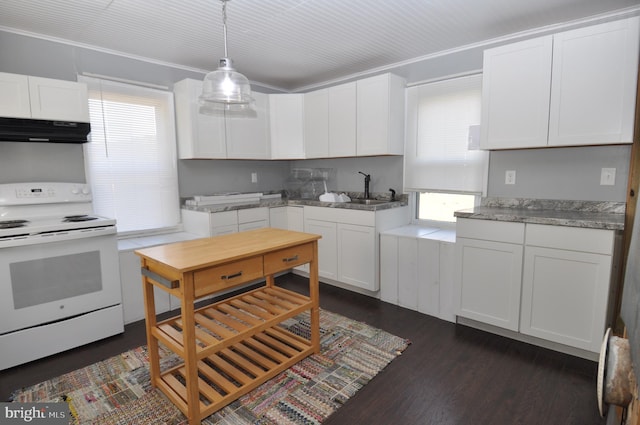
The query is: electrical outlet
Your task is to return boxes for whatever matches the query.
[505,170,516,185]
[600,168,616,186]
[251,172,258,183]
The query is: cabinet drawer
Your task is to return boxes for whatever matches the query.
[456,218,524,244]
[211,210,238,227]
[238,207,269,223]
[194,256,263,297]
[264,242,314,275]
[525,224,614,255]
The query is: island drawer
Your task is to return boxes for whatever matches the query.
[263,242,314,275]
[194,256,263,297]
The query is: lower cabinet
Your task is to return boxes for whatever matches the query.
[303,205,409,292]
[337,223,375,290]
[305,218,338,280]
[455,236,524,332]
[520,224,614,352]
[182,207,269,236]
[454,218,616,356]
[380,226,456,322]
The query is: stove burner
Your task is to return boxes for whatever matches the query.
[63,215,99,222]
[0,219,29,229]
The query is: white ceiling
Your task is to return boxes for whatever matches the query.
[0,0,639,91]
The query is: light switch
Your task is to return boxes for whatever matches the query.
[600,168,616,186]
[505,170,516,185]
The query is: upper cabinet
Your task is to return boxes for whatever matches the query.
[304,81,357,158]
[226,92,271,159]
[0,72,89,122]
[329,81,357,157]
[174,78,270,159]
[174,78,226,159]
[303,88,329,158]
[480,17,640,150]
[270,93,305,159]
[356,73,405,156]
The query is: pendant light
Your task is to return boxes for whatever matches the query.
[199,0,254,114]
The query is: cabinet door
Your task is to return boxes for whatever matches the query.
[520,246,611,352]
[328,82,356,157]
[397,237,419,310]
[379,234,399,304]
[417,238,440,316]
[226,91,270,159]
[269,207,288,230]
[304,89,329,158]
[356,73,405,156]
[0,72,31,118]
[455,237,523,331]
[337,223,376,290]
[480,36,552,149]
[174,79,226,159]
[28,76,90,122]
[270,94,305,159]
[548,17,639,146]
[304,219,337,280]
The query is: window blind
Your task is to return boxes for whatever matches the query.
[79,75,180,234]
[404,74,488,194]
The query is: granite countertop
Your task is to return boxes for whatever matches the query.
[181,196,408,213]
[454,198,625,231]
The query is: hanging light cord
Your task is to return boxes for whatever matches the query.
[221,0,229,59]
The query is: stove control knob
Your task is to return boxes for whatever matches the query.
[82,187,90,195]
[71,187,80,194]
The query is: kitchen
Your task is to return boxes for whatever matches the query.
[1,1,639,424]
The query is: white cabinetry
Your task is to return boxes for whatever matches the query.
[455,218,616,357]
[303,89,329,158]
[174,78,226,159]
[356,73,405,156]
[238,207,269,231]
[174,78,270,159]
[520,224,614,352]
[380,226,456,322]
[0,72,89,122]
[304,205,409,291]
[268,206,288,230]
[337,223,375,289]
[226,92,270,158]
[270,94,305,159]
[480,17,639,149]
[182,207,270,237]
[305,218,338,280]
[329,82,357,157]
[454,219,525,331]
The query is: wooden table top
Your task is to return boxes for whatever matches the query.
[135,228,320,273]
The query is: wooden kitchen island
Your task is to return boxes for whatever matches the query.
[135,228,321,425]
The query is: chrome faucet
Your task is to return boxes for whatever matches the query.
[358,171,371,199]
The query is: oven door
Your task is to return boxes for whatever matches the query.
[0,227,122,334]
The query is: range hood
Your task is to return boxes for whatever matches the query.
[0,117,91,144]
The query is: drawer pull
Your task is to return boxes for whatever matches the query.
[282,255,299,263]
[221,271,243,280]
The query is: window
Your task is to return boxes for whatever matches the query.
[79,76,180,235]
[404,74,487,223]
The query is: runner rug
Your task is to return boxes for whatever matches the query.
[11,309,410,424]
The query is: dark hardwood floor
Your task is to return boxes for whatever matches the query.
[0,273,604,425]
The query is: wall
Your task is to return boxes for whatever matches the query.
[488,145,631,201]
[290,156,404,196]
[178,159,290,197]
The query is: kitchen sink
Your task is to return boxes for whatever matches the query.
[349,199,389,205]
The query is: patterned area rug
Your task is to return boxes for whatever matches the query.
[11,309,409,424]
